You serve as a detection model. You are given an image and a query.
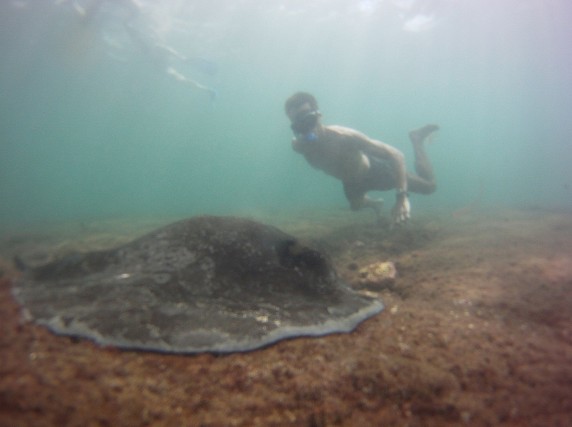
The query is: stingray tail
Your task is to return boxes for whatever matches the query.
[13,255,28,273]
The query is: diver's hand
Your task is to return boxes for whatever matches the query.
[391,193,411,225]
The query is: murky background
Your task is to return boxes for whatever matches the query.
[1,0,571,226]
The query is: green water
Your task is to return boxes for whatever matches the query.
[1,0,571,226]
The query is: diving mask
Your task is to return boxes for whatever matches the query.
[290,110,320,135]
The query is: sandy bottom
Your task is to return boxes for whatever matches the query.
[0,207,571,427]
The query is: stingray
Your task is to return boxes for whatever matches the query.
[13,216,383,353]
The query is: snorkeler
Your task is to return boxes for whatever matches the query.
[124,24,218,100]
[285,92,438,225]
[67,0,217,100]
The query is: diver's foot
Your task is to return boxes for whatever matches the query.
[409,124,439,145]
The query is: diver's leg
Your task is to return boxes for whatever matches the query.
[343,182,384,221]
[407,124,438,194]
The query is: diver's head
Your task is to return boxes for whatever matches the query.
[285,92,319,116]
[285,92,321,139]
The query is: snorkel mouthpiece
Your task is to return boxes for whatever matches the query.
[304,132,317,141]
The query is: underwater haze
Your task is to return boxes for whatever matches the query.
[1,0,571,226]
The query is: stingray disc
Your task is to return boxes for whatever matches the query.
[13,216,383,353]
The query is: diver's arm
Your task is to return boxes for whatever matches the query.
[155,43,187,61]
[353,133,411,223]
[166,67,217,100]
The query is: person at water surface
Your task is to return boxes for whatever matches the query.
[285,92,438,225]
